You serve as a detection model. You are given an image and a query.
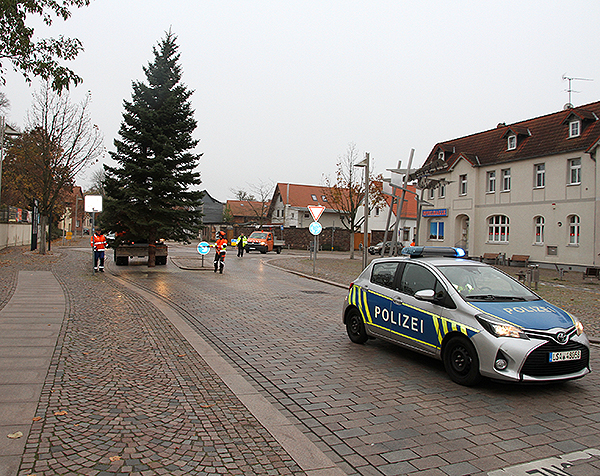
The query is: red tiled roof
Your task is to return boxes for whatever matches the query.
[226,200,270,217]
[273,182,417,219]
[273,183,337,210]
[422,101,600,171]
[382,183,418,219]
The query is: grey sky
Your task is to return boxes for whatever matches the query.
[3,0,600,202]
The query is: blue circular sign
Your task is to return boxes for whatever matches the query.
[197,241,210,255]
[309,221,322,236]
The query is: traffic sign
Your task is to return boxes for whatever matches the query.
[197,241,210,255]
[309,221,322,235]
[308,205,325,222]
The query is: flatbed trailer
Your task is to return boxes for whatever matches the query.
[113,243,168,265]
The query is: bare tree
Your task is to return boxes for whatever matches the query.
[231,180,274,225]
[86,167,106,196]
[230,188,256,201]
[5,82,104,253]
[322,143,385,259]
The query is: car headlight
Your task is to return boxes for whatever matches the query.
[476,315,529,339]
[575,319,584,336]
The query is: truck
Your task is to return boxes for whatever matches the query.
[113,242,168,266]
[245,231,285,254]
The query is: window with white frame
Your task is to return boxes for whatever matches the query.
[535,163,545,188]
[438,151,445,161]
[569,215,580,245]
[428,187,435,200]
[429,221,444,240]
[507,135,517,150]
[438,183,446,198]
[487,171,496,193]
[501,168,511,191]
[488,215,509,242]
[459,174,467,195]
[569,120,580,138]
[569,158,581,185]
[534,216,544,244]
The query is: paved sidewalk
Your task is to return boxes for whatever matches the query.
[0,271,65,476]
[0,245,341,476]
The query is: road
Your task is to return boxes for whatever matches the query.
[109,243,600,476]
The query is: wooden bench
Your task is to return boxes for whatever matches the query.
[480,252,500,264]
[583,267,600,280]
[509,255,530,267]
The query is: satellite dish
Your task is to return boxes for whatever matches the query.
[563,103,573,110]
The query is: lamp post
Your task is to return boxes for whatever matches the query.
[354,152,370,269]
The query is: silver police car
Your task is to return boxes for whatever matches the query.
[343,246,591,386]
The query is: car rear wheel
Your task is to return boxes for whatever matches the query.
[443,336,482,386]
[346,309,368,344]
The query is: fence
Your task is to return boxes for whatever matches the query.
[0,206,35,250]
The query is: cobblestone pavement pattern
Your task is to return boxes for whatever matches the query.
[1,242,600,476]
[113,245,600,476]
[0,245,303,476]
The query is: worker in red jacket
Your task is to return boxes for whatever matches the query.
[214,231,227,274]
[91,229,107,272]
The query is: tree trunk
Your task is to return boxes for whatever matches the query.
[349,232,355,260]
[38,215,48,255]
[148,242,156,267]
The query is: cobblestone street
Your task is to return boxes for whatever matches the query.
[0,242,599,476]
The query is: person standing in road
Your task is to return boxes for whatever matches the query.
[214,231,227,273]
[91,229,107,272]
[237,233,247,257]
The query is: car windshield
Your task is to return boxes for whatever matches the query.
[437,264,539,301]
[250,232,268,239]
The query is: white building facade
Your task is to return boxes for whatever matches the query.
[416,102,600,267]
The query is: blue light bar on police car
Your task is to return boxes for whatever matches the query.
[401,246,466,258]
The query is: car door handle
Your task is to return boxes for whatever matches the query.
[394,297,403,304]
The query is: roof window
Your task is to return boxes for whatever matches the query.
[569,120,580,138]
[507,135,517,150]
[311,194,318,201]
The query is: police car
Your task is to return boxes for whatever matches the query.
[343,246,591,386]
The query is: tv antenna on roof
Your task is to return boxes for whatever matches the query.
[562,74,593,107]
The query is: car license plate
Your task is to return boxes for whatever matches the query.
[549,350,581,362]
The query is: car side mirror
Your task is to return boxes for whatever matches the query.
[414,289,436,301]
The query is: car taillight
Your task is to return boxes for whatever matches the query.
[348,282,354,291]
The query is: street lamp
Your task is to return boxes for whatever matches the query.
[354,152,370,269]
[0,116,21,206]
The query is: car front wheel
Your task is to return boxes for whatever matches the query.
[443,336,482,386]
[346,309,368,344]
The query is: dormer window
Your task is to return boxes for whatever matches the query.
[311,194,318,201]
[438,151,445,161]
[569,120,580,138]
[507,134,517,150]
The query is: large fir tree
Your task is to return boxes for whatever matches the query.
[102,31,203,266]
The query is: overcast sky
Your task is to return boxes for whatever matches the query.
[3,0,600,202]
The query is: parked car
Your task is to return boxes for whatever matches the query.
[343,246,591,386]
[368,241,400,255]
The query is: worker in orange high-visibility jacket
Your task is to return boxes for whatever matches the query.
[91,229,107,272]
[214,231,227,273]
